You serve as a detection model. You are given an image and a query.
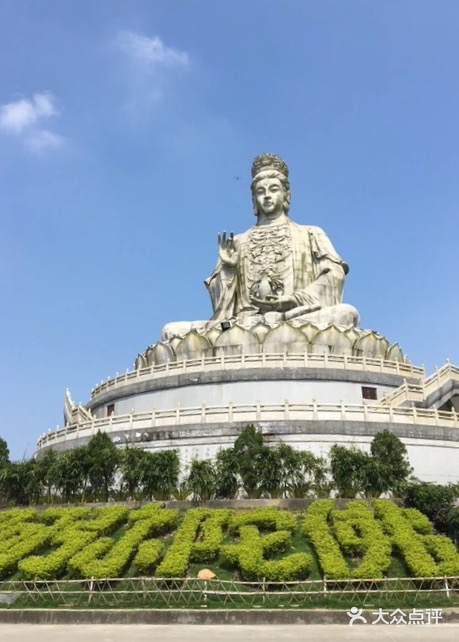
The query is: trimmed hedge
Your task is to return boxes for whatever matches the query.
[374,500,459,577]
[303,500,349,579]
[0,501,458,581]
[70,504,178,579]
[332,500,392,579]
[223,509,312,581]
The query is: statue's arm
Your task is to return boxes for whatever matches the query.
[204,233,240,320]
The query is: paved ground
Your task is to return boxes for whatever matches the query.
[2,625,459,641]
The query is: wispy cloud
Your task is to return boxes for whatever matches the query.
[25,129,64,153]
[0,92,64,152]
[115,31,189,69]
[113,31,190,114]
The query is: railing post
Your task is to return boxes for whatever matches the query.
[201,403,206,423]
[313,398,318,421]
[228,401,233,422]
[151,407,156,428]
[256,401,261,420]
[363,403,368,422]
[283,351,287,367]
[284,399,289,420]
[176,403,180,425]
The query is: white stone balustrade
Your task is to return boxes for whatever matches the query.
[37,400,459,451]
[90,352,424,400]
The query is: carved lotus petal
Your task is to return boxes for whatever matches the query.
[175,331,213,360]
[250,323,271,342]
[214,323,260,355]
[300,322,319,343]
[311,324,353,355]
[353,331,388,359]
[263,322,308,354]
[147,342,176,365]
[386,342,404,362]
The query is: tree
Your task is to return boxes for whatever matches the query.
[54,447,89,502]
[330,445,370,498]
[215,447,239,498]
[34,448,60,503]
[187,459,217,501]
[139,450,180,500]
[370,430,412,495]
[0,437,10,467]
[86,431,120,501]
[119,446,146,500]
[233,425,264,497]
[258,446,283,497]
[150,450,180,500]
[0,460,36,505]
[275,446,328,498]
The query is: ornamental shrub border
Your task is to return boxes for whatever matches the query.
[0,502,459,582]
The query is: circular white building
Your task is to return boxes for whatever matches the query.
[35,153,459,484]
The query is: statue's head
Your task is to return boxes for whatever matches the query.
[250,153,291,217]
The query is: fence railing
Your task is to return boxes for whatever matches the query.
[0,576,458,609]
[378,363,459,410]
[37,400,459,449]
[91,353,424,399]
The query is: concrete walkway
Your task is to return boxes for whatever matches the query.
[1,625,459,641]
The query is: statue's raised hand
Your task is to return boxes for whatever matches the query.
[218,231,238,267]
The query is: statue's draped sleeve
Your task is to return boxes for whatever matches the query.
[289,223,348,309]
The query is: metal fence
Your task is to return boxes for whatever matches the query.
[1,576,459,609]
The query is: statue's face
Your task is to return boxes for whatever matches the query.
[253,177,285,217]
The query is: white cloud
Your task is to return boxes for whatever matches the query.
[0,92,63,153]
[0,93,57,134]
[25,129,64,153]
[116,31,189,68]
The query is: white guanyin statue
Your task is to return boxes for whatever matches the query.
[162,152,359,341]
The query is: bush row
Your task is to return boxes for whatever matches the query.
[303,500,349,579]
[373,500,459,577]
[0,523,50,578]
[332,500,392,578]
[222,519,312,582]
[70,504,178,579]
[1,502,459,580]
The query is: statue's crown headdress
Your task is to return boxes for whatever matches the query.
[251,153,289,179]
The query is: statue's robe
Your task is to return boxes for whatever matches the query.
[205,220,349,323]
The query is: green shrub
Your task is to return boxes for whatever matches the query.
[0,523,49,579]
[156,509,209,577]
[222,524,311,581]
[303,500,349,579]
[374,500,438,577]
[69,504,178,579]
[332,500,392,578]
[19,529,98,580]
[191,509,231,562]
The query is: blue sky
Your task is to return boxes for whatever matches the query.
[0,0,458,460]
